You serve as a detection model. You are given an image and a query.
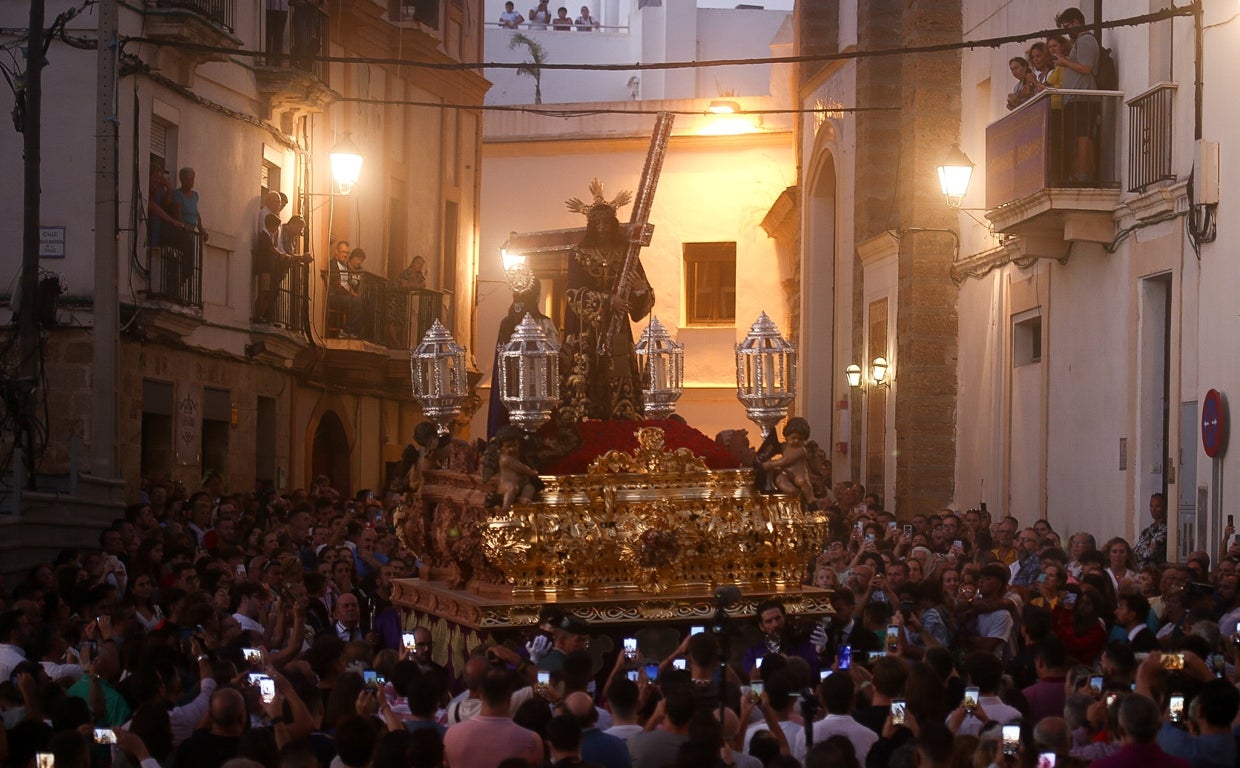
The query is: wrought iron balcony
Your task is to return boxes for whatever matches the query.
[324,270,455,350]
[1126,83,1177,193]
[253,262,310,335]
[254,2,336,122]
[984,90,1124,257]
[146,237,203,308]
[145,0,241,55]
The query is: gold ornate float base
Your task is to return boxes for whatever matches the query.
[390,578,834,632]
[483,427,827,600]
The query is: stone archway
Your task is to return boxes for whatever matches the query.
[311,409,351,496]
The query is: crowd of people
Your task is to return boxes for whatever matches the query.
[1002,7,1103,185]
[0,464,1237,768]
[499,3,600,31]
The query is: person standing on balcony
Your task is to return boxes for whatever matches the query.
[575,5,599,30]
[528,1,551,29]
[499,1,525,28]
[328,240,362,338]
[147,161,178,248]
[169,167,208,247]
[1005,56,1037,111]
[1053,7,1099,184]
[552,6,573,30]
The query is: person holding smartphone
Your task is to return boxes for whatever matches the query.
[741,599,824,675]
[947,653,1022,737]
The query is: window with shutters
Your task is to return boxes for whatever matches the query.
[683,242,736,325]
[150,116,177,176]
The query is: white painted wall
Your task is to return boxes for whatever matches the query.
[483,2,789,105]
[952,0,1217,549]
[474,119,795,441]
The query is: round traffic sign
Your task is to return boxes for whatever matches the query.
[1202,389,1228,458]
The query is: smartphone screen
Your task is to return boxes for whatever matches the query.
[886,625,900,652]
[537,670,551,687]
[35,754,54,768]
[689,625,705,636]
[1105,693,1117,708]
[247,672,266,687]
[963,686,979,711]
[838,645,851,670]
[1001,724,1020,755]
[260,677,276,704]
[402,632,416,650]
[903,524,913,536]
[362,668,378,686]
[755,656,764,669]
[235,563,247,577]
[1089,675,1103,695]
[750,681,765,697]
[643,663,658,682]
[1036,752,1057,768]
[93,729,117,745]
[819,668,832,680]
[1169,693,1185,723]
[672,658,686,671]
[626,670,638,682]
[243,647,262,663]
[890,698,906,726]
[623,637,637,659]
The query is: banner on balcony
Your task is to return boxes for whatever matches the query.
[986,99,1049,210]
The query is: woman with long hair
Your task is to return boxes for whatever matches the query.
[1052,587,1108,666]
[125,572,165,633]
[1103,536,1138,592]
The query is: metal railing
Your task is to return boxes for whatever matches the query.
[154,0,234,32]
[147,237,203,307]
[263,3,328,77]
[325,271,453,349]
[255,263,310,334]
[985,90,1122,210]
[1126,83,1177,193]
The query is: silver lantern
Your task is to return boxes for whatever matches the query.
[409,319,468,435]
[735,311,797,438]
[635,316,684,420]
[498,313,560,432]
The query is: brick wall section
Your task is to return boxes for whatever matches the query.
[795,1,839,90]
[894,0,961,515]
[851,0,904,482]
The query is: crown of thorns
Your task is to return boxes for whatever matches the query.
[565,178,633,216]
[505,263,538,294]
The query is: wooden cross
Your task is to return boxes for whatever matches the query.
[499,112,675,331]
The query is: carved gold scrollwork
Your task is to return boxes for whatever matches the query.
[483,428,825,598]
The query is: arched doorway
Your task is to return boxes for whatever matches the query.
[311,410,351,495]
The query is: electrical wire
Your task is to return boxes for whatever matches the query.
[111,4,1196,74]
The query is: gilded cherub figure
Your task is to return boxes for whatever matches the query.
[496,425,539,509]
[759,417,814,505]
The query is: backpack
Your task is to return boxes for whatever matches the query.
[1094,43,1118,90]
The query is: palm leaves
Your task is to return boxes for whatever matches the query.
[508,33,547,105]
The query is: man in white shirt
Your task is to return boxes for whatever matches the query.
[948,652,1022,737]
[743,670,803,752]
[230,582,269,637]
[0,610,34,682]
[790,671,877,763]
[973,564,1016,659]
[602,677,644,741]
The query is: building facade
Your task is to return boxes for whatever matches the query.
[0,0,485,561]
[474,1,799,441]
[795,0,1237,551]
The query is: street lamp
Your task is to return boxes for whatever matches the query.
[635,316,684,420]
[329,134,364,196]
[735,312,797,439]
[500,232,526,271]
[409,319,468,435]
[937,143,974,208]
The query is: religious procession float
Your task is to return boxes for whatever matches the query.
[391,114,832,674]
